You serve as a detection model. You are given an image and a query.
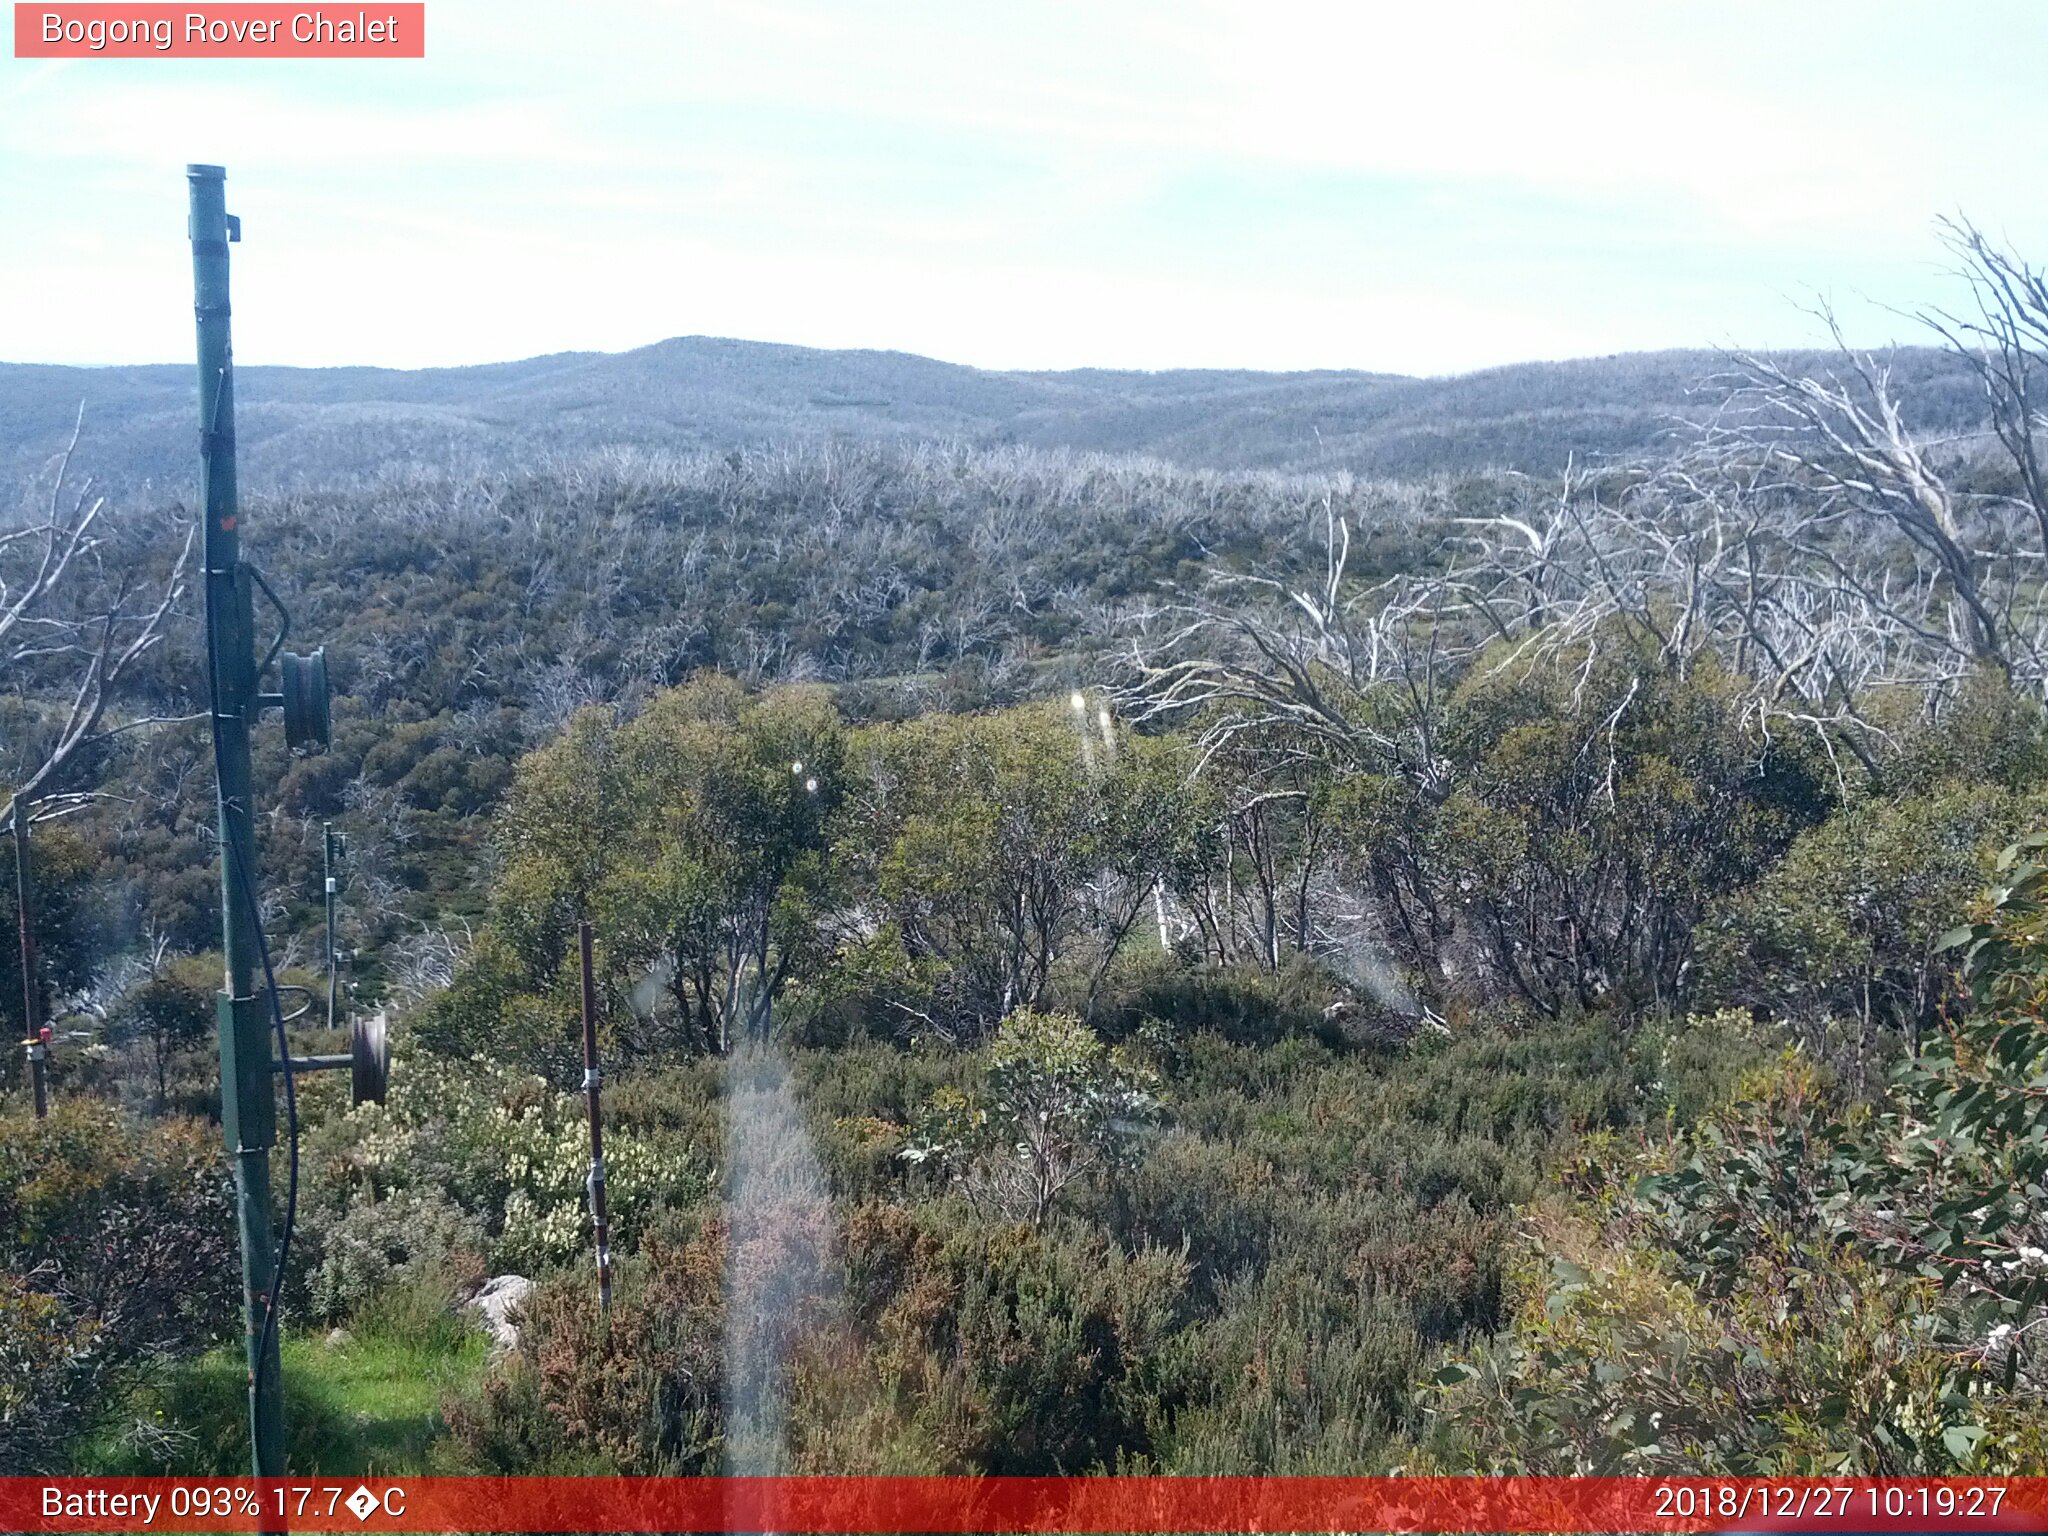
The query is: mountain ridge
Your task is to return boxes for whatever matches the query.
[0,334,1984,495]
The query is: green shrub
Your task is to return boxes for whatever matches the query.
[0,1100,236,1471]
[297,1186,488,1324]
[447,1221,727,1475]
[1633,1008,1785,1130]
[1423,830,2048,1473]
[941,1220,1191,1473]
[903,1009,1157,1226]
[1163,1259,1421,1473]
[1098,954,1344,1049]
[101,956,215,1108]
[1698,784,2046,1064]
[834,1204,1193,1473]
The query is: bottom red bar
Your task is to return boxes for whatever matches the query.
[6,1476,2047,1534]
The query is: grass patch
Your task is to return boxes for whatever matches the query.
[83,1300,488,1476]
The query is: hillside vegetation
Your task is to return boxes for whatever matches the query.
[6,227,2048,1478]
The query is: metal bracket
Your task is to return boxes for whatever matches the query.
[273,982,314,1026]
[248,564,292,678]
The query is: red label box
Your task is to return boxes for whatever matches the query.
[13,3,424,57]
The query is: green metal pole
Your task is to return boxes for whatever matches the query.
[189,163,284,1479]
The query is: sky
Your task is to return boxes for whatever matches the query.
[2,1,2043,375]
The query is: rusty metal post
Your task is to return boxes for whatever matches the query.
[579,921,612,1313]
[323,823,342,1033]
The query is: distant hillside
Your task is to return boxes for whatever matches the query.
[0,336,1987,497]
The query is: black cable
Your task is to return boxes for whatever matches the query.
[196,460,300,1441]
[199,357,300,1438]
[228,825,300,1427]
[206,712,301,1433]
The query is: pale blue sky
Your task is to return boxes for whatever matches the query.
[2,1,2042,374]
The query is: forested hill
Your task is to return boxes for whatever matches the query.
[0,337,1982,494]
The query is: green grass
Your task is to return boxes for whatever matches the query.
[83,1303,488,1477]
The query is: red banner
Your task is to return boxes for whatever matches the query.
[5,1477,2048,1534]
[12,4,424,58]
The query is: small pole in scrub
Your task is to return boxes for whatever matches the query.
[580,920,613,1313]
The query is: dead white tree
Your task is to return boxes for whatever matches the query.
[1122,494,1462,798]
[1442,273,2048,779]
[1725,333,2034,682]
[3,412,196,1103]
[1444,448,1942,778]
[1921,217,2048,564]
[1120,495,1474,991]
[3,414,198,820]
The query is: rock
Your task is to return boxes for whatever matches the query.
[324,1327,352,1350]
[467,1274,534,1355]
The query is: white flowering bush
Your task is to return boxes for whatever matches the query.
[495,1115,698,1270]
[306,1047,709,1281]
